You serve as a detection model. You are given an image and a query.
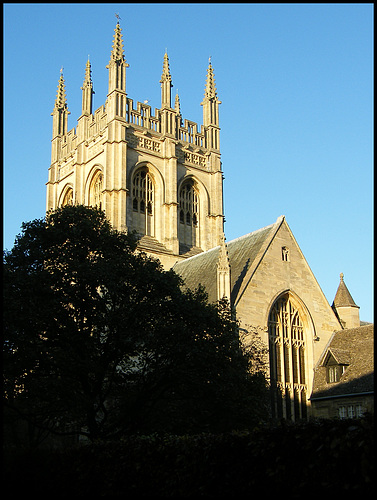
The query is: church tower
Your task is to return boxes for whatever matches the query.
[46,21,224,268]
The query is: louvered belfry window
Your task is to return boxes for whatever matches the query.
[268,294,307,421]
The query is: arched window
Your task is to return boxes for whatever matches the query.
[62,187,73,207]
[268,294,307,421]
[89,171,103,209]
[178,179,199,250]
[132,168,154,236]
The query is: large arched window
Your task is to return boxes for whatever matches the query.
[178,179,199,250]
[89,171,103,209]
[268,293,307,421]
[132,167,154,236]
[61,187,73,207]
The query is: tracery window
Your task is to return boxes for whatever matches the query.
[268,294,307,421]
[62,188,73,207]
[178,179,199,249]
[89,172,103,209]
[132,168,154,236]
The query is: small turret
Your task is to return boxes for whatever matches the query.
[332,273,360,329]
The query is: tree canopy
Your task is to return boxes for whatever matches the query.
[3,205,269,445]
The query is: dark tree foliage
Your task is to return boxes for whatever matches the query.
[3,205,269,445]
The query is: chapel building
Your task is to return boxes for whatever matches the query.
[46,21,373,421]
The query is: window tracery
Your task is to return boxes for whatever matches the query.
[62,188,73,207]
[89,172,103,209]
[178,179,199,249]
[132,167,154,236]
[268,294,307,421]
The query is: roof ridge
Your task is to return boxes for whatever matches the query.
[227,215,284,246]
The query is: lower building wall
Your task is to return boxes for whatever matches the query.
[311,394,374,419]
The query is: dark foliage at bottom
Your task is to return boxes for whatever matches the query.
[4,416,374,497]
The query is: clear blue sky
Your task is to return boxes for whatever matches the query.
[3,3,373,322]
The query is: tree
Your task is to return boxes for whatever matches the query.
[3,205,269,445]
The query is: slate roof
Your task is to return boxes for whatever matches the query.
[173,216,283,303]
[311,324,374,400]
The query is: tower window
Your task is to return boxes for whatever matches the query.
[179,180,198,227]
[89,172,103,209]
[131,167,154,236]
[62,188,73,207]
[132,169,153,215]
[178,179,200,250]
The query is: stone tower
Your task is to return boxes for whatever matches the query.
[46,21,224,268]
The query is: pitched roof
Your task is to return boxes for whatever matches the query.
[332,273,358,308]
[173,216,283,303]
[311,324,374,400]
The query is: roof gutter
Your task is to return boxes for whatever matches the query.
[310,391,374,401]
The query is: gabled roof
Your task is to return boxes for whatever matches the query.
[173,216,284,303]
[325,348,351,366]
[311,324,374,400]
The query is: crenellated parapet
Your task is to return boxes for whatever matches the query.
[50,22,220,165]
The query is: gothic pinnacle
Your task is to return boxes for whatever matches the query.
[110,20,126,62]
[81,59,94,90]
[160,52,173,108]
[160,52,172,84]
[81,58,94,115]
[203,58,217,100]
[175,90,181,114]
[54,70,68,110]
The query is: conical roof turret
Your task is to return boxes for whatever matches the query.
[332,273,358,308]
[332,273,360,329]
